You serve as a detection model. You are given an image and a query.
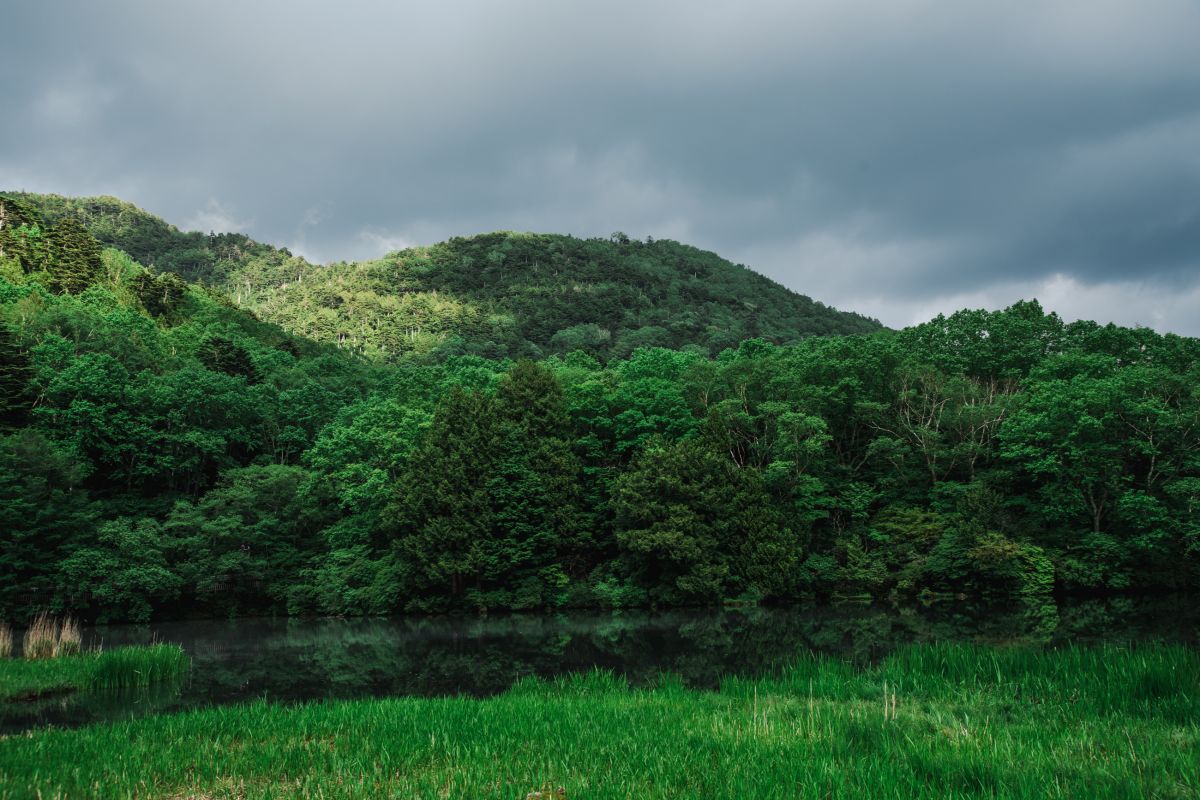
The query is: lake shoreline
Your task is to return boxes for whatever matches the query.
[2,598,1195,736]
[1,642,1195,799]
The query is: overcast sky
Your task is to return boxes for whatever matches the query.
[3,1,1199,334]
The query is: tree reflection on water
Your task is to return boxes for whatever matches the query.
[3,596,1195,732]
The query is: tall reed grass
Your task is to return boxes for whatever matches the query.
[0,643,190,701]
[19,612,83,659]
[57,616,81,657]
[0,622,12,659]
[21,611,59,659]
[86,644,191,691]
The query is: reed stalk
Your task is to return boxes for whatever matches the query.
[55,616,82,657]
[22,611,58,660]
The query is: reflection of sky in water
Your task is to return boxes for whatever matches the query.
[4,597,1196,733]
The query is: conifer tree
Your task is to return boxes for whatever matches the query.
[198,336,260,383]
[132,269,188,317]
[0,324,31,429]
[0,195,50,273]
[47,216,102,294]
[386,387,502,606]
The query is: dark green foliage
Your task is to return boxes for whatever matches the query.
[56,518,183,622]
[0,431,96,613]
[165,465,336,615]
[45,217,102,294]
[131,269,188,318]
[386,386,503,605]
[0,195,50,275]
[0,323,31,428]
[197,336,259,382]
[0,192,1197,622]
[612,434,796,603]
[9,193,281,285]
[383,363,586,611]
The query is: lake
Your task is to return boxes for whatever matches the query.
[3,597,1196,732]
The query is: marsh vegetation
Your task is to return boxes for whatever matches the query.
[1,642,1195,798]
[0,614,189,705]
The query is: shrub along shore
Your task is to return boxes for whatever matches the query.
[0,643,1196,799]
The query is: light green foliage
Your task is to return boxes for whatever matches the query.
[304,396,431,515]
[14,195,882,360]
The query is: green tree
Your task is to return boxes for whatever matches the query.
[387,387,503,607]
[197,336,260,383]
[56,518,182,622]
[489,361,586,606]
[0,323,31,429]
[0,431,96,617]
[612,435,797,603]
[46,217,102,294]
[0,195,50,275]
[131,269,189,318]
[164,465,334,614]
[303,396,431,516]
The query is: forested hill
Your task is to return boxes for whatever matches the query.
[2,191,1199,623]
[11,193,882,360]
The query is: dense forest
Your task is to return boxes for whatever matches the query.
[1,193,1197,623]
[13,193,881,361]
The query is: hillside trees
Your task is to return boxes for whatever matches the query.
[13,194,883,361]
[0,323,31,429]
[0,194,1197,622]
[384,362,586,611]
[612,433,798,603]
[46,217,102,294]
[0,196,50,276]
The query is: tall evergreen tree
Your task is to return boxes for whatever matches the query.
[492,361,586,604]
[0,324,31,430]
[387,387,503,607]
[198,336,260,383]
[0,195,49,274]
[132,269,189,317]
[47,216,102,294]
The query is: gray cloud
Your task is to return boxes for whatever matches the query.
[2,0,1199,334]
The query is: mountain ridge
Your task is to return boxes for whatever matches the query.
[10,192,882,360]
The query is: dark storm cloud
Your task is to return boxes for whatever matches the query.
[3,0,1199,333]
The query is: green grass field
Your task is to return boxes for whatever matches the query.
[0,644,189,702]
[1,643,1196,799]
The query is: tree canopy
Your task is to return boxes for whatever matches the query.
[0,193,1196,622]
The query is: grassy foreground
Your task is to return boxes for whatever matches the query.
[1,643,1197,799]
[0,644,189,702]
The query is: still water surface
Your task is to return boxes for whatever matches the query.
[3,598,1196,732]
